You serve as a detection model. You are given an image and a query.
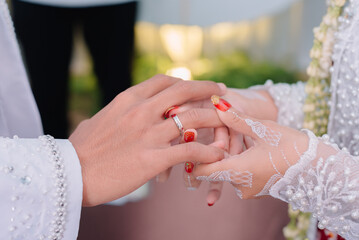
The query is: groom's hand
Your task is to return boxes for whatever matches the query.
[69,74,227,206]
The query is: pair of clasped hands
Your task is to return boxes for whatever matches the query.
[69,75,308,207]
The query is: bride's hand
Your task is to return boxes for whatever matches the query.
[193,96,309,199]
[157,88,274,204]
[161,88,275,204]
[69,75,227,206]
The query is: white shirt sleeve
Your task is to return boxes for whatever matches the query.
[0,136,83,240]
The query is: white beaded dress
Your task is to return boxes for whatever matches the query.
[0,1,82,239]
[263,1,359,239]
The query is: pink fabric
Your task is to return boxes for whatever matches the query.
[78,165,289,240]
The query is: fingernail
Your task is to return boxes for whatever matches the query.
[211,95,231,112]
[187,187,197,191]
[184,131,195,142]
[164,106,179,119]
[217,83,227,93]
[208,203,214,206]
[185,162,194,173]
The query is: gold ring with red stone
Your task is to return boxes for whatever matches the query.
[164,106,179,119]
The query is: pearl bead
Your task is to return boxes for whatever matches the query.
[4,165,14,173]
[331,205,338,213]
[299,178,305,185]
[20,176,31,185]
[11,196,18,202]
[314,186,322,193]
[307,190,314,197]
[300,199,308,206]
[321,219,328,226]
[351,210,359,220]
[343,225,350,232]
[8,226,16,232]
[331,186,339,193]
[348,195,356,202]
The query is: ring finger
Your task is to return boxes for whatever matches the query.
[154,108,224,142]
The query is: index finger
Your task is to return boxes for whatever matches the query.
[147,80,227,116]
[129,74,181,99]
[211,95,282,147]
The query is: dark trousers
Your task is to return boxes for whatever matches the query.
[12,1,137,138]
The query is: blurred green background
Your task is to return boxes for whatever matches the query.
[69,50,300,129]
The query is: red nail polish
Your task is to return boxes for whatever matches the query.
[211,95,231,112]
[185,162,194,173]
[208,203,214,206]
[184,131,195,142]
[164,106,179,119]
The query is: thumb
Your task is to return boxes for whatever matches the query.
[211,95,259,141]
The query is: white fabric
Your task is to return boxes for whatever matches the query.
[267,2,359,238]
[270,131,359,240]
[266,80,306,130]
[0,0,42,138]
[0,1,83,238]
[0,137,83,240]
[250,80,306,130]
[19,0,135,8]
[327,0,359,155]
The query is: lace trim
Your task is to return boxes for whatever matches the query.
[269,129,318,199]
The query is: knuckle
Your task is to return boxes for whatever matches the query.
[213,148,224,160]
[115,87,135,101]
[153,73,168,80]
[183,142,197,157]
[203,80,218,91]
[153,74,179,83]
[230,111,242,125]
[185,108,201,123]
[177,81,192,93]
[124,105,145,124]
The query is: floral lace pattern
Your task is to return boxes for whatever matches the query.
[229,109,282,146]
[270,131,359,240]
[197,170,253,199]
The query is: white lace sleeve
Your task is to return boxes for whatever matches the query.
[270,131,359,240]
[265,80,307,130]
[0,136,83,240]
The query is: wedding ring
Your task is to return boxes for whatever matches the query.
[171,114,184,136]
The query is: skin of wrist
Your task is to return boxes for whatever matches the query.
[253,90,278,121]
